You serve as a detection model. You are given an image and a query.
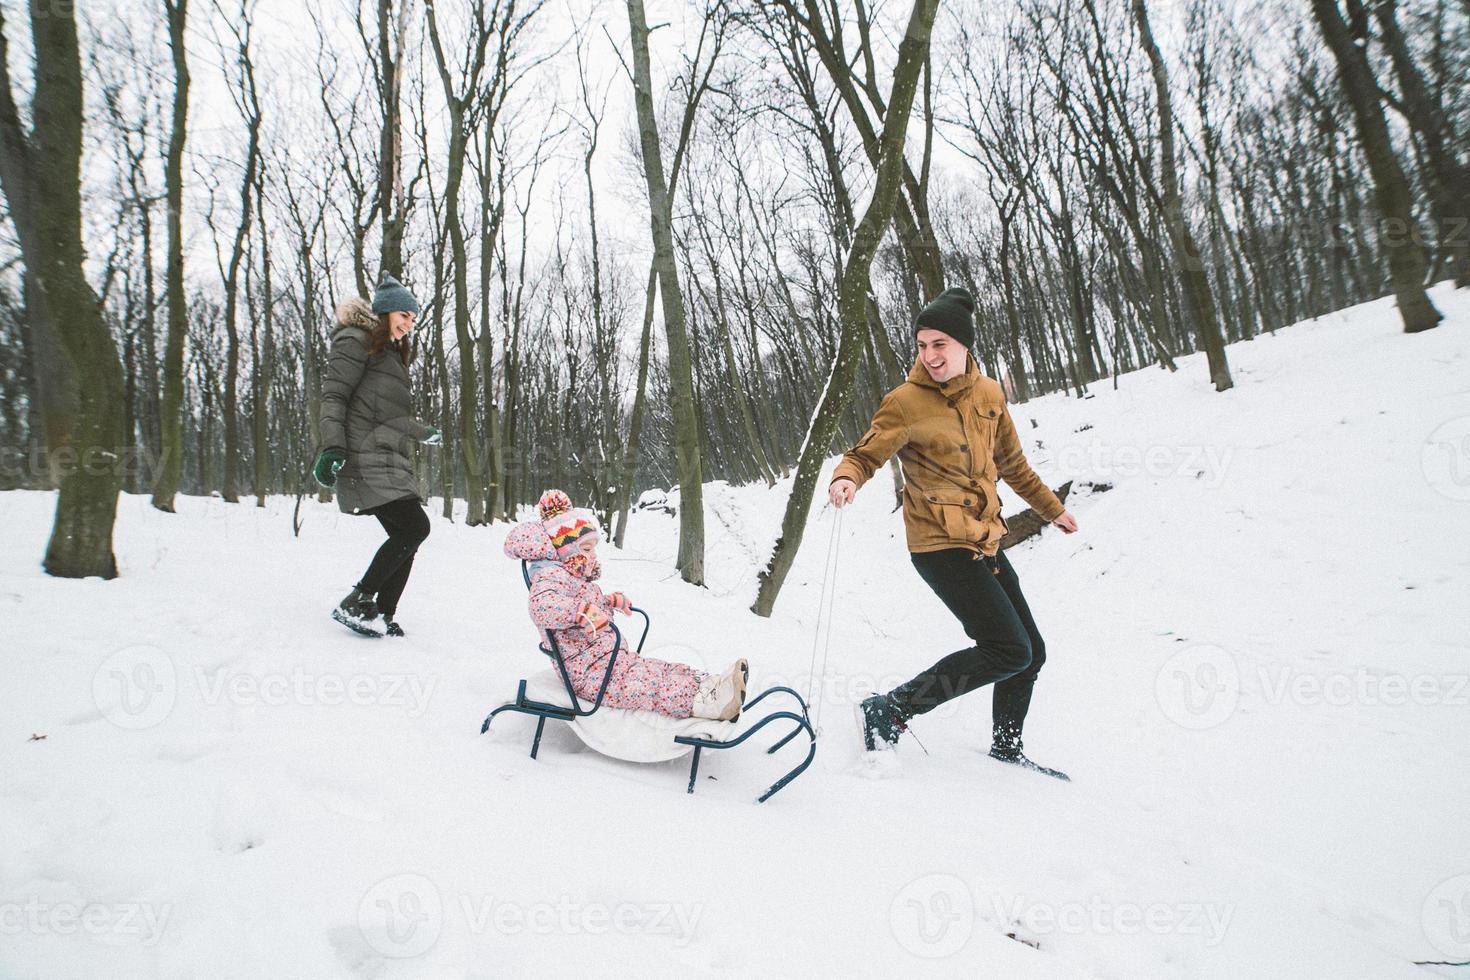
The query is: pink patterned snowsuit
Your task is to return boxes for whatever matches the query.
[504,521,704,718]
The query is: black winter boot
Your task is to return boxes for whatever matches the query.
[858,694,907,752]
[332,587,383,637]
[988,742,1070,781]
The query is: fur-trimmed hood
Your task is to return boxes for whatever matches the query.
[333,297,376,341]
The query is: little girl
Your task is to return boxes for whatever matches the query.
[503,490,748,721]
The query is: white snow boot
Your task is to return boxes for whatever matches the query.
[692,661,747,721]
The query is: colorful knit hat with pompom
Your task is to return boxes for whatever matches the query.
[538,489,599,560]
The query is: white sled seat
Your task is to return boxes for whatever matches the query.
[521,669,737,763]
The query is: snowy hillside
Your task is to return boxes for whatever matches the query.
[3,284,1468,978]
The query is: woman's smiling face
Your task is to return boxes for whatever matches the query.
[388,309,416,341]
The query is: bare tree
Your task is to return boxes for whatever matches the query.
[753,0,940,616]
[152,0,191,511]
[1134,0,1233,390]
[0,0,128,576]
[626,0,715,584]
[1311,0,1441,332]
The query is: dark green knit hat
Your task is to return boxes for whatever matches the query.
[371,274,421,316]
[915,286,976,348]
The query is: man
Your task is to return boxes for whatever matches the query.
[828,286,1078,779]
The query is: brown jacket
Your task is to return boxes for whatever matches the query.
[831,356,1064,557]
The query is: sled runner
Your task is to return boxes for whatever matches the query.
[479,561,817,802]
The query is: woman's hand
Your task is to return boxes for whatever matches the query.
[576,602,610,631]
[1052,510,1078,533]
[312,449,346,489]
[606,591,633,614]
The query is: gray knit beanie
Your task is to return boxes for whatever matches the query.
[370,274,421,316]
[915,286,976,348]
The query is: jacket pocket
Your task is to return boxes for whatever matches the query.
[971,401,1002,460]
[920,487,983,542]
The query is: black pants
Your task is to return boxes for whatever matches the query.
[356,496,430,616]
[889,548,1047,751]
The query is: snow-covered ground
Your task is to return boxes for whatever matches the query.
[3,284,1469,979]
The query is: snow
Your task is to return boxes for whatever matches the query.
[3,284,1469,978]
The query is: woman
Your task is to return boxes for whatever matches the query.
[313,274,440,638]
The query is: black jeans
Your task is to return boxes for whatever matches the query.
[356,496,430,616]
[889,548,1047,751]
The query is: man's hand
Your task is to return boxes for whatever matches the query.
[828,478,857,509]
[1052,510,1078,533]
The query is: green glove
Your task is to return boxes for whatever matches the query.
[422,426,442,446]
[313,448,346,488]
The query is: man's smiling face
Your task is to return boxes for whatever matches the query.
[916,329,969,383]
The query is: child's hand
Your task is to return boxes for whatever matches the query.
[577,602,610,631]
[606,592,633,614]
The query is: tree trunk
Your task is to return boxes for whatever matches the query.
[752,0,939,617]
[0,0,127,577]
[1134,0,1234,391]
[376,0,409,281]
[1310,0,1441,332]
[1370,0,1470,287]
[612,265,657,548]
[627,0,705,585]
[424,0,489,525]
[153,0,190,510]
[219,68,261,504]
[253,170,273,507]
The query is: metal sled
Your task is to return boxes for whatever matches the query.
[479,561,817,803]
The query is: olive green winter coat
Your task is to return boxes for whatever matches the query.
[319,298,432,514]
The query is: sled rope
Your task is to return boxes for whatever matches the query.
[805,506,843,731]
